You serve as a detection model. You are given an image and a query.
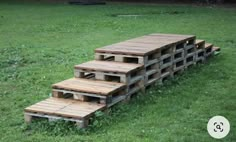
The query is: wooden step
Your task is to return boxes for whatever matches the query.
[195,49,205,63]
[195,39,206,63]
[52,78,126,106]
[74,60,144,95]
[24,97,105,128]
[52,78,125,96]
[95,50,159,67]
[205,43,214,57]
[195,39,205,49]
[75,60,142,74]
[95,33,195,56]
[74,60,143,84]
[212,46,221,55]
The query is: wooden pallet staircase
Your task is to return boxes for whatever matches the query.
[24,33,220,128]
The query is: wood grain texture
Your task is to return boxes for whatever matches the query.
[95,33,195,56]
[52,78,125,95]
[24,98,105,119]
[74,60,143,74]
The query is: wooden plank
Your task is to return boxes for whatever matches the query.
[52,78,125,96]
[148,33,195,41]
[127,37,179,45]
[117,41,167,49]
[55,101,105,119]
[74,60,143,74]
[25,106,57,114]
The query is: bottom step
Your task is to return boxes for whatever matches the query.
[24,97,105,128]
[212,46,221,55]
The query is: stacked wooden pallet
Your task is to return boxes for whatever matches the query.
[24,33,220,128]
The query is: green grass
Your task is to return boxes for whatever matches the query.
[0,2,236,142]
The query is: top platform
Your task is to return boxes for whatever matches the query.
[95,33,196,56]
[52,78,125,96]
[74,60,143,74]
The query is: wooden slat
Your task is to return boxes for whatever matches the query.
[74,60,143,74]
[52,78,125,96]
[117,41,167,49]
[44,98,76,105]
[54,110,89,118]
[25,106,57,114]
[148,33,195,40]
[55,101,105,119]
[127,36,181,44]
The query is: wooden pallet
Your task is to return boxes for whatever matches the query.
[195,40,205,49]
[195,40,206,63]
[52,78,126,106]
[74,60,144,95]
[95,33,195,63]
[196,49,205,63]
[205,43,214,57]
[24,98,105,128]
[74,61,143,84]
[95,43,160,67]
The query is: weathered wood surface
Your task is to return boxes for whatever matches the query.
[52,78,125,96]
[24,97,105,119]
[95,33,195,56]
[74,60,143,74]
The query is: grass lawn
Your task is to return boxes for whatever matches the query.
[0,2,236,142]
